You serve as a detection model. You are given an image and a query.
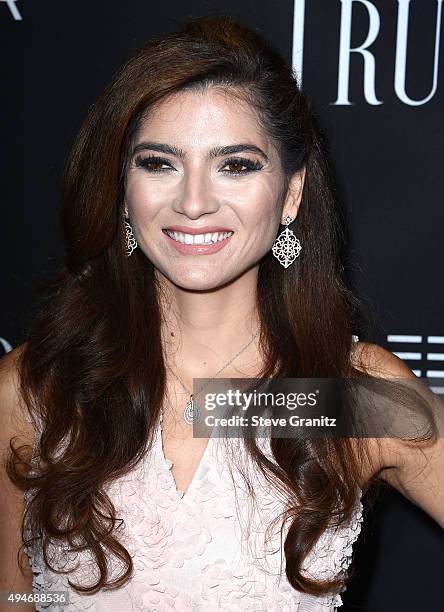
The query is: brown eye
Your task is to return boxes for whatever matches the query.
[227,162,245,173]
[221,157,263,175]
[135,156,174,173]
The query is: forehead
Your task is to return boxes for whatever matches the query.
[135,87,271,148]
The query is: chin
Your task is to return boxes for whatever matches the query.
[153,256,252,291]
[176,275,227,291]
[162,268,235,292]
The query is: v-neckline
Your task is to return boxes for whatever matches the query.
[156,418,213,501]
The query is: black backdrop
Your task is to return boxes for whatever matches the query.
[1,1,443,610]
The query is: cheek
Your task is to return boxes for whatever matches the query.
[125,178,145,208]
[125,177,165,219]
[245,175,282,211]
[239,209,281,259]
[241,185,282,235]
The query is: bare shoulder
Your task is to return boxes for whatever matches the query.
[350,340,416,379]
[0,344,36,594]
[350,341,444,528]
[348,341,415,483]
[0,343,34,447]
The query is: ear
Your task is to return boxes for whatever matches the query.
[281,166,306,223]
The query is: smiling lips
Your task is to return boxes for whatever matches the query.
[164,225,233,234]
[162,226,234,254]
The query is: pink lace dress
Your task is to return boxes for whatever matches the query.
[24,421,364,612]
[24,338,364,611]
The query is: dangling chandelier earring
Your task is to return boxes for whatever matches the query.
[125,212,138,257]
[272,214,302,268]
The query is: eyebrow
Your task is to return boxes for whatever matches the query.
[132,141,269,163]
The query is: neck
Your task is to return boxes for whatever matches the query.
[156,268,263,379]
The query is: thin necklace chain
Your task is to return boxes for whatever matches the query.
[164,329,260,424]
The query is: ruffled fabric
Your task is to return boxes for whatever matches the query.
[23,419,364,611]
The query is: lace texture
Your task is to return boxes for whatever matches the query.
[23,430,364,611]
[23,336,364,611]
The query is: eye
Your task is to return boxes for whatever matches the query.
[134,155,263,175]
[134,155,175,173]
[221,157,263,175]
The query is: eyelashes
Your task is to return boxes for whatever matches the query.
[134,155,263,176]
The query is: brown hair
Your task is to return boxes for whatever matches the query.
[6,14,394,598]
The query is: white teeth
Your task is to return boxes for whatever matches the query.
[165,230,233,245]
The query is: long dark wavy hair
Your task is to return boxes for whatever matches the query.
[5,14,405,599]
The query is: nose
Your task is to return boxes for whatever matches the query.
[172,165,220,220]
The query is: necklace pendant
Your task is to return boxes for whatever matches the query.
[183,394,200,425]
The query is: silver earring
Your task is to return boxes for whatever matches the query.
[272,214,302,268]
[125,218,138,257]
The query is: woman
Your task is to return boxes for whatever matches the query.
[0,15,442,612]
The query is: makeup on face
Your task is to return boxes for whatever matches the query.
[124,88,286,288]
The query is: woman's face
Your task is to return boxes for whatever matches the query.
[124,87,304,290]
